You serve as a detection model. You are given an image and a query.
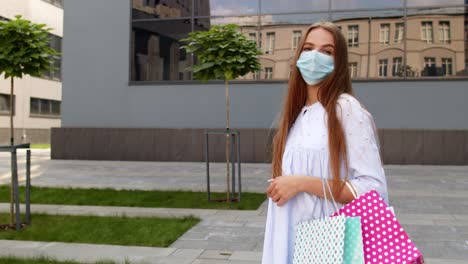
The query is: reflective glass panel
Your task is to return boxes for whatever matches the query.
[406,7,467,77]
[407,0,465,7]
[332,0,403,10]
[194,0,258,17]
[131,19,192,81]
[132,0,191,19]
[261,0,328,14]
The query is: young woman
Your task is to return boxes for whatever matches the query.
[262,22,388,264]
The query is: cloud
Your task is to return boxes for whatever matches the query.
[211,15,273,26]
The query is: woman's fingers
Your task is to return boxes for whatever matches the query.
[271,193,281,203]
[277,198,286,206]
[267,185,277,198]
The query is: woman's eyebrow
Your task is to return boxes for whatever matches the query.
[303,42,335,49]
[322,44,335,48]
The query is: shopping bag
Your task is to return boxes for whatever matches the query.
[343,216,365,264]
[292,215,346,264]
[292,176,361,264]
[332,190,424,264]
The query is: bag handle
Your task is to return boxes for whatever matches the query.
[321,169,340,218]
[345,181,358,199]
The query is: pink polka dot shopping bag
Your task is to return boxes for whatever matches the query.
[332,190,424,264]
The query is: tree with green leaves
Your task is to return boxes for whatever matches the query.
[181,24,262,202]
[0,15,58,227]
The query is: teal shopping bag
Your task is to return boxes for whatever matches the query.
[343,216,365,264]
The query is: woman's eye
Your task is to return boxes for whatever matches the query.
[303,47,312,51]
[322,50,332,55]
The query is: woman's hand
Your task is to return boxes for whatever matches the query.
[266,175,306,206]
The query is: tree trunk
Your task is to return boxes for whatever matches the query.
[225,79,230,203]
[9,77,14,226]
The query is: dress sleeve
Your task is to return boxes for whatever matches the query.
[337,94,389,204]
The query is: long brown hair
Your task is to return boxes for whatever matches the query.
[271,21,353,199]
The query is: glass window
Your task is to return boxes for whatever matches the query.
[30,98,61,117]
[42,34,62,81]
[380,23,390,45]
[264,67,273,79]
[392,57,403,76]
[423,57,436,76]
[30,98,40,115]
[292,30,302,50]
[438,21,451,43]
[195,0,258,17]
[0,94,15,115]
[133,0,191,19]
[261,0,328,14]
[441,58,453,76]
[131,19,192,81]
[378,59,388,77]
[347,25,359,48]
[421,21,433,43]
[332,0,403,10]
[394,22,404,43]
[249,32,257,41]
[265,32,275,54]
[349,62,358,78]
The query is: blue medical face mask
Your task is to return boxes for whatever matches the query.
[296,50,334,85]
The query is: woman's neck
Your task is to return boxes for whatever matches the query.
[306,85,320,106]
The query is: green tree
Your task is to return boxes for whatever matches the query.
[181,24,262,202]
[0,15,58,226]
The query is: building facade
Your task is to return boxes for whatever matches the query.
[0,0,63,144]
[53,0,468,165]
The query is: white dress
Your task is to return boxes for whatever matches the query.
[261,93,388,264]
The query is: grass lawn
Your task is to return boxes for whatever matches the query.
[29,144,50,149]
[0,257,117,264]
[0,185,266,210]
[0,213,199,247]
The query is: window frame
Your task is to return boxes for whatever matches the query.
[264,67,273,79]
[0,93,15,116]
[379,23,390,45]
[347,25,359,48]
[392,57,403,77]
[438,21,451,44]
[30,97,61,118]
[349,62,358,78]
[265,32,276,55]
[441,57,453,76]
[378,59,388,77]
[292,30,302,50]
[421,21,433,44]
[394,22,404,44]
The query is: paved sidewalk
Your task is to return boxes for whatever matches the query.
[0,150,467,263]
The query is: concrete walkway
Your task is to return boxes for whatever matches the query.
[0,150,467,263]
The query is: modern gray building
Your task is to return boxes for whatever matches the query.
[53,0,468,165]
